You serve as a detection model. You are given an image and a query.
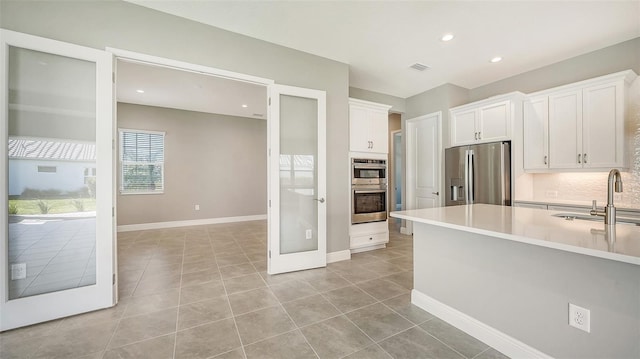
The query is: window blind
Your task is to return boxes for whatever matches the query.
[119,130,165,194]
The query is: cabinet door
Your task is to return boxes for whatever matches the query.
[478,100,510,143]
[450,109,477,146]
[523,97,549,170]
[368,109,389,153]
[582,81,623,168]
[349,105,371,152]
[548,90,582,169]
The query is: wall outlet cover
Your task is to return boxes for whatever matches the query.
[305,229,313,240]
[569,303,591,333]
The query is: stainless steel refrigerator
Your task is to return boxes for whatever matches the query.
[445,141,511,206]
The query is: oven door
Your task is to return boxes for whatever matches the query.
[352,165,386,186]
[352,188,387,224]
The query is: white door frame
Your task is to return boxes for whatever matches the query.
[0,29,114,330]
[106,48,275,284]
[405,112,442,235]
[390,129,402,214]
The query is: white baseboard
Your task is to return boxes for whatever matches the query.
[117,214,267,232]
[411,290,553,359]
[326,249,351,263]
[400,226,412,235]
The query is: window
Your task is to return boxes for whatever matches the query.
[37,165,57,173]
[84,167,96,184]
[119,129,165,194]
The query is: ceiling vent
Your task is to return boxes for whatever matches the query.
[409,63,430,71]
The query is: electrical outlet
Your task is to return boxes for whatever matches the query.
[194,204,200,211]
[11,263,26,280]
[545,190,559,198]
[569,303,591,333]
[305,229,312,240]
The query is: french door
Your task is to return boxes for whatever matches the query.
[268,85,326,274]
[0,30,114,330]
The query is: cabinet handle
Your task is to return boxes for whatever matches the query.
[478,131,481,139]
[371,141,373,149]
[578,154,581,164]
[544,155,548,165]
[432,192,439,196]
[474,132,478,140]
[583,153,587,163]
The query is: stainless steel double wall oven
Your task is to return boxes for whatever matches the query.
[351,158,387,224]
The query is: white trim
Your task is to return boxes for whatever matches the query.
[118,128,165,136]
[117,214,267,232]
[326,250,351,263]
[106,47,275,87]
[350,243,386,253]
[411,290,553,359]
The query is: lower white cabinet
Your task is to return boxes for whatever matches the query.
[350,221,388,253]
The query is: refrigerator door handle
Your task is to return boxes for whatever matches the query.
[468,150,474,203]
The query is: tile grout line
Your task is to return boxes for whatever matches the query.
[213,228,249,359]
[101,230,149,357]
[171,231,187,359]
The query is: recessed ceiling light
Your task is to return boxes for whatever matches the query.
[242,104,248,108]
[490,57,503,63]
[441,33,454,42]
[38,61,48,66]
[136,89,145,93]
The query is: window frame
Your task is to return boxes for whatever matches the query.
[118,128,166,195]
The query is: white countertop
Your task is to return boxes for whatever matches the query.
[391,204,640,266]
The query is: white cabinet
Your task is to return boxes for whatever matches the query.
[450,93,523,147]
[523,70,636,172]
[350,221,388,253]
[349,98,391,154]
[523,96,549,170]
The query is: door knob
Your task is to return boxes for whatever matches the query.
[432,192,439,195]
[314,198,325,203]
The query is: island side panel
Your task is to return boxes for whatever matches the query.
[412,223,640,359]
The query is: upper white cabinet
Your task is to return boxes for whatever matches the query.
[523,70,637,171]
[349,98,391,154]
[450,93,524,147]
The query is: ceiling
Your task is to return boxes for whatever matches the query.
[126,1,640,99]
[116,60,267,119]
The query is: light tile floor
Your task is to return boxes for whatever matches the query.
[8,217,96,299]
[1,220,510,359]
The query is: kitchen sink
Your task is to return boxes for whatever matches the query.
[552,213,640,226]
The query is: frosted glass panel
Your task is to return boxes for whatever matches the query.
[279,95,318,254]
[7,47,97,299]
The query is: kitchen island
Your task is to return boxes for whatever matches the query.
[391,204,640,359]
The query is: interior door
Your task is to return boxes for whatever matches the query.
[406,112,441,234]
[0,30,114,330]
[267,84,326,275]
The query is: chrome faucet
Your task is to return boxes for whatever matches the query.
[590,169,623,225]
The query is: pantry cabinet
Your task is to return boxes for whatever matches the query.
[349,98,391,154]
[523,70,636,171]
[450,93,524,147]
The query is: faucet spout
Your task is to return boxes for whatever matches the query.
[607,169,623,206]
[605,169,623,225]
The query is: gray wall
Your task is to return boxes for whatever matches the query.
[414,223,640,359]
[117,103,266,226]
[1,0,350,252]
[469,37,640,102]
